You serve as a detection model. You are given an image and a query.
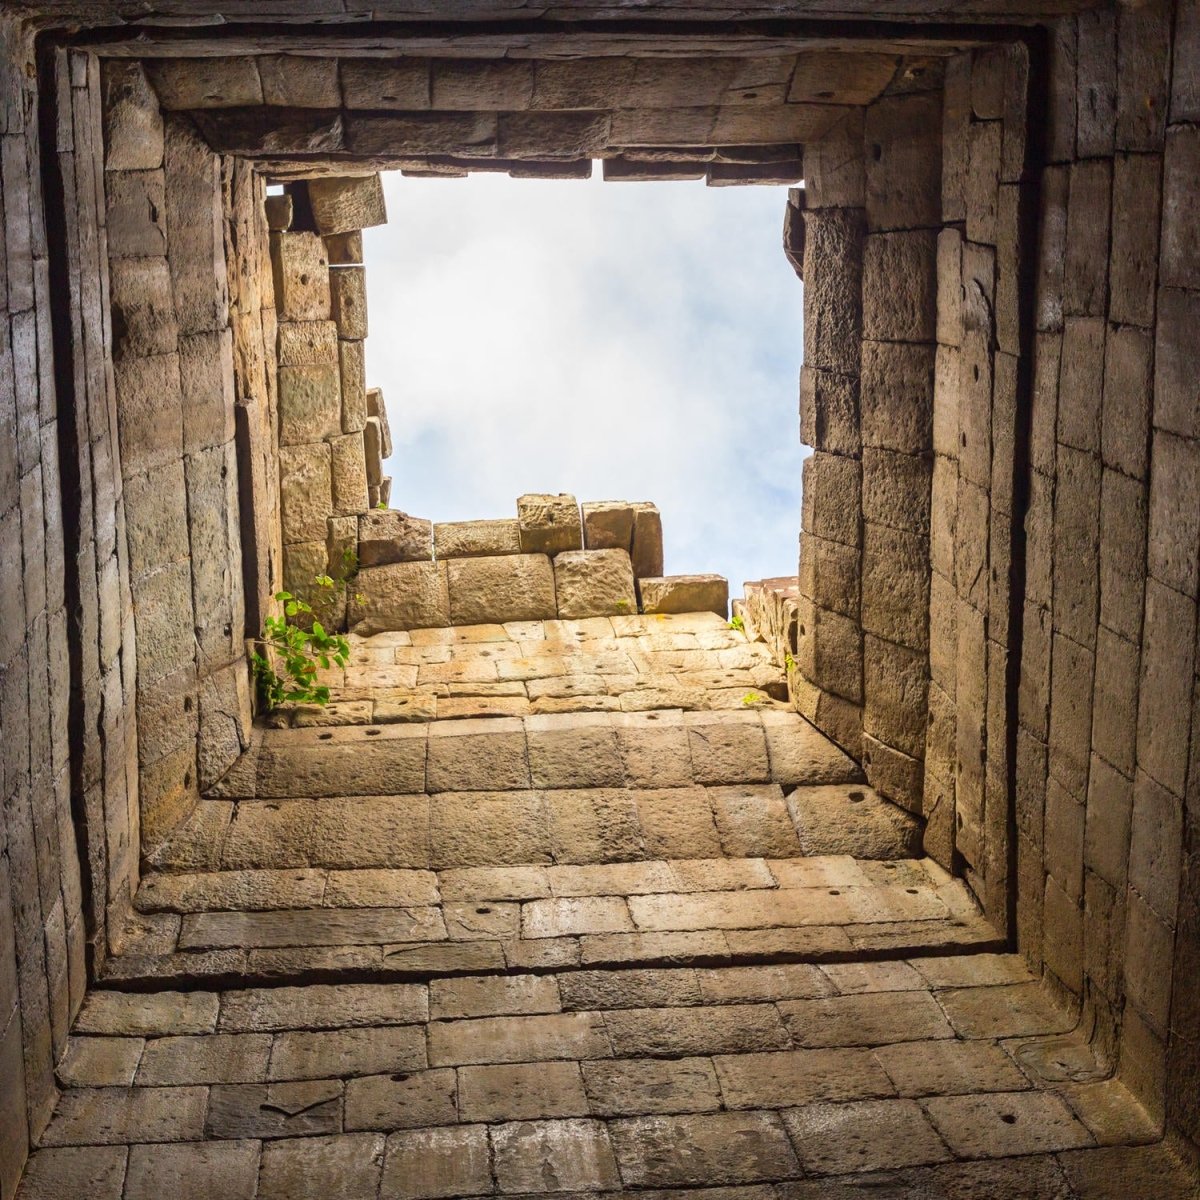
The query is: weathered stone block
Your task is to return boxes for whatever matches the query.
[941,55,970,222]
[554,549,637,619]
[1136,580,1196,800]
[330,267,367,340]
[801,452,861,549]
[132,561,196,688]
[1076,6,1117,157]
[1162,125,1200,289]
[861,735,925,817]
[861,524,929,652]
[799,532,859,619]
[270,232,330,322]
[965,120,1002,245]
[1110,153,1162,328]
[936,227,963,348]
[862,449,931,537]
[581,502,635,552]
[434,519,521,559]
[307,175,387,236]
[805,108,865,209]
[631,503,664,579]
[278,364,341,445]
[179,329,236,454]
[1153,286,1200,440]
[1101,325,1151,480]
[339,339,367,434]
[106,169,167,257]
[639,575,728,618]
[863,634,929,761]
[341,59,430,110]
[862,230,937,343]
[800,366,859,456]
[366,388,392,459]
[279,442,333,545]
[326,231,363,265]
[1035,166,1070,333]
[109,255,177,358]
[115,352,184,475]
[330,433,369,517]
[517,493,582,555]
[1148,430,1200,597]
[1064,159,1112,317]
[103,61,165,171]
[363,417,384,488]
[264,193,292,231]
[146,56,263,108]
[1052,446,1101,647]
[282,541,330,596]
[123,460,189,582]
[447,554,557,625]
[347,113,496,157]
[803,208,864,375]
[1091,625,1139,780]
[357,510,433,567]
[1128,767,1184,926]
[865,92,942,234]
[278,320,338,367]
[795,596,863,704]
[1056,316,1105,455]
[1048,631,1095,802]
[350,560,449,633]
[1099,468,1147,642]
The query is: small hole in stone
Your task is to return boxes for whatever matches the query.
[872,143,883,161]
[848,790,865,802]
[365,728,381,736]
[319,732,333,741]
[961,432,967,447]
[476,906,492,914]
[391,1073,410,1083]
[742,90,759,99]
[883,862,896,869]
[817,89,835,99]
[647,713,659,720]
[183,771,192,789]
[299,273,309,286]
[799,625,807,637]
[828,889,841,896]
[1000,1113,1017,1125]
[906,888,919,894]
[183,696,193,713]
[973,364,981,382]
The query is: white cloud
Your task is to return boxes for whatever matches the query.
[361,168,806,595]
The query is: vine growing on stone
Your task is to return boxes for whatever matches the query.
[251,589,350,709]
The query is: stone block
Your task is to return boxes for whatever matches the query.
[517,493,582,555]
[1101,325,1152,481]
[179,329,236,454]
[799,532,859,619]
[330,267,368,340]
[1052,446,1101,647]
[1162,125,1200,288]
[941,55,970,221]
[1091,625,1139,779]
[363,417,384,487]
[1057,316,1105,455]
[631,503,664,579]
[863,634,929,760]
[1154,287,1200,440]
[1110,153,1162,328]
[339,338,367,433]
[109,256,177,357]
[805,107,865,209]
[864,91,942,233]
[279,442,333,545]
[326,231,363,265]
[103,61,164,170]
[492,1119,620,1194]
[1064,159,1112,317]
[271,232,331,322]
[862,230,937,343]
[862,449,931,537]
[330,433,369,517]
[639,575,728,618]
[1136,579,1196,799]
[447,554,557,625]
[278,320,338,367]
[1048,631,1095,802]
[936,227,963,348]
[349,561,449,633]
[278,364,341,445]
[802,208,864,375]
[795,596,863,704]
[123,460,189,581]
[382,1125,490,1200]
[105,169,167,256]
[799,366,859,456]
[554,549,637,619]
[1036,166,1069,332]
[146,56,263,108]
[1099,468,1147,642]
[358,509,433,567]
[861,524,929,651]
[801,452,860,548]
[366,388,392,458]
[264,193,292,231]
[1148,431,1200,597]
[1076,6,1117,156]
[581,502,635,552]
[1085,755,1133,888]
[966,120,1002,245]
[1045,776,1085,900]
[1128,767,1184,927]
[341,59,430,110]
[434,519,520,558]
[307,175,387,236]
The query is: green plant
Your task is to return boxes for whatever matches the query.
[729,613,745,632]
[251,589,350,709]
[741,692,766,707]
[784,651,796,672]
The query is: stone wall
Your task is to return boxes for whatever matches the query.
[101,64,255,850]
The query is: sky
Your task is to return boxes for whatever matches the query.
[361,167,806,595]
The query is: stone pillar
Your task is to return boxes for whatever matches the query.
[793,109,866,757]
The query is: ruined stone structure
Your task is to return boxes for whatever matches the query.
[0,1,1199,1197]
